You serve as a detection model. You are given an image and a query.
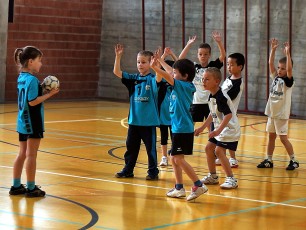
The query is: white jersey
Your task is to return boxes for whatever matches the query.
[192,67,210,104]
[208,89,241,142]
[221,76,243,113]
[264,73,294,119]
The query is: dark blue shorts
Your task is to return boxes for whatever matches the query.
[19,132,44,141]
[209,137,238,151]
[170,133,194,155]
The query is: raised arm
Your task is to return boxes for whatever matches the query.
[269,38,279,75]
[162,47,178,61]
[113,44,124,78]
[284,41,292,79]
[150,56,174,86]
[212,31,226,63]
[178,35,197,59]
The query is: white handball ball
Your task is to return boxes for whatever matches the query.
[43,75,60,91]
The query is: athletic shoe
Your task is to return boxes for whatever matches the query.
[115,170,134,178]
[25,185,46,198]
[159,156,168,167]
[186,184,208,201]
[9,184,26,195]
[220,177,238,189]
[215,158,221,166]
[146,175,159,180]
[257,159,273,168]
[286,160,299,170]
[201,173,219,185]
[229,158,239,168]
[166,188,186,198]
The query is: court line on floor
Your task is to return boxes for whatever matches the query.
[1,165,305,210]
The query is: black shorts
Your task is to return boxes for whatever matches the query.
[190,104,210,122]
[19,132,44,142]
[170,133,194,155]
[209,137,238,151]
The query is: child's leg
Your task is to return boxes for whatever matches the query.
[215,146,233,177]
[229,150,236,159]
[142,126,159,177]
[25,138,41,187]
[160,125,169,157]
[205,141,217,173]
[171,155,183,184]
[12,141,27,186]
[172,155,199,182]
[279,135,294,156]
[267,132,277,160]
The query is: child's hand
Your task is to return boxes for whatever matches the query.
[212,31,222,43]
[163,47,172,56]
[48,88,60,96]
[270,38,279,50]
[115,44,124,56]
[283,41,290,55]
[186,35,197,46]
[150,54,159,68]
[194,126,204,136]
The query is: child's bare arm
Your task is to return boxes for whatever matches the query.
[113,44,124,78]
[284,42,292,78]
[208,113,232,139]
[212,31,226,63]
[269,38,279,75]
[194,114,212,136]
[150,57,174,85]
[178,35,197,59]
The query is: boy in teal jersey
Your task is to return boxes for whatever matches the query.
[113,44,160,180]
[151,56,208,202]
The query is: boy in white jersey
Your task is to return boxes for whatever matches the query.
[195,67,240,189]
[179,32,226,122]
[257,39,298,170]
[215,53,245,168]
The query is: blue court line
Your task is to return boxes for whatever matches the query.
[144,197,306,229]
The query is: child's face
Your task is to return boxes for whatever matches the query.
[227,57,241,76]
[137,54,151,76]
[277,62,287,77]
[202,71,219,91]
[197,48,211,65]
[28,56,42,73]
[173,68,187,81]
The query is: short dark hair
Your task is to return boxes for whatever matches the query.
[228,53,245,71]
[173,59,195,82]
[279,57,293,66]
[198,43,211,54]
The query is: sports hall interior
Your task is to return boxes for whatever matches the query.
[1,0,306,229]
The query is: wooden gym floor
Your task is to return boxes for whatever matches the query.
[0,100,305,230]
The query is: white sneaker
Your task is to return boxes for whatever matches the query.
[201,173,219,185]
[159,156,168,166]
[229,158,239,168]
[220,177,238,189]
[215,158,221,166]
[166,188,186,198]
[186,185,208,201]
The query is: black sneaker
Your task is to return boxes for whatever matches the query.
[257,159,273,168]
[286,160,299,170]
[115,171,134,178]
[9,184,26,195]
[25,185,46,198]
[145,175,159,180]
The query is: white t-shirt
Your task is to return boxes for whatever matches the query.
[264,73,294,119]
